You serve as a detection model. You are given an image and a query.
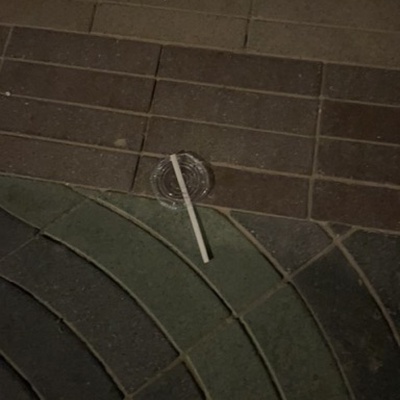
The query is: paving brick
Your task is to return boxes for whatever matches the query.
[252,0,400,31]
[134,157,310,217]
[189,322,279,400]
[0,357,37,400]
[7,27,161,76]
[295,248,400,400]
[135,363,204,400]
[0,27,9,53]
[46,201,229,349]
[321,100,400,145]
[93,192,281,310]
[0,176,83,228]
[231,212,331,273]
[92,4,247,49]
[323,64,400,105]
[0,209,35,259]
[0,61,155,112]
[318,138,400,185]
[152,81,318,135]
[0,237,177,393]
[109,0,251,16]
[0,135,138,191]
[344,231,400,332]
[245,285,350,400]
[0,96,146,150]
[0,0,94,31]
[248,21,400,68]
[312,180,400,231]
[0,278,122,400]
[159,46,322,96]
[145,117,314,174]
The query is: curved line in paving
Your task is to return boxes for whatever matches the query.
[42,233,211,399]
[0,274,126,398]
[90,196,288,400]
[225,213,356,399]
[0,350,43,400]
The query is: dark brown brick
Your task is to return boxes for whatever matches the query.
[7,27,161,75]
[145,117,314,174]
[321,100,400,145]
[0,0,94,32]
[0,96,145,150]
[0,27,9,53]
[252,0,400,31]
[312,180,400,231]
[318,139,400,185]
[323,64,400,105]
[0,134,138,191]
[152,81,318,135]
[0,60,155,111]
[159,46,321,96]
[134,157,309,217]
[92,4,247,50]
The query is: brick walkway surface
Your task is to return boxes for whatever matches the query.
[0,1,399,399]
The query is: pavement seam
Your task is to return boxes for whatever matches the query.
[0,348,44,400]
[88,2,98,33]
[1,23,400,70]
[0,273,128,397]
[324,225,400,348]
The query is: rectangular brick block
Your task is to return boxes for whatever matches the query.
[7,27,161,76]
[0,27,9,53]
[92,4,247,49]
[0,134,138,190]
[252,0,400,31]
[0,0,94,31]
[113,0,252,16]
[248,21,400,68]
[312,180,400,231]
[152,81,318,135]
[318,138,400,186]
[134,157,309,217]
[0,61,155,111]
[323,64,400,105]
[0,96,146,150]
[145,117,314,174]
[159,46,322,96]
[321,100,400,145]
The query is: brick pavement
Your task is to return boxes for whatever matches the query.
[0,1,399,399]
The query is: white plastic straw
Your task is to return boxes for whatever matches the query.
[170,154,210,264]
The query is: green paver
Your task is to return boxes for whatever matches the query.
[94,192,281,310]
[189,321,279,400]
[0,176,83,228]
[245,285,350,400]
[45,201,229,349]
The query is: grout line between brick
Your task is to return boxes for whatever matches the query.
[0,347,45,400]
[88,2,98,33]
[0,273,128,396]
[308,63,326,219]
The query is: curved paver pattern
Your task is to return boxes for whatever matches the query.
[0,236,177,393]
[0,357,38,400]
[0,177,399,399]
[0,277,122,400]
